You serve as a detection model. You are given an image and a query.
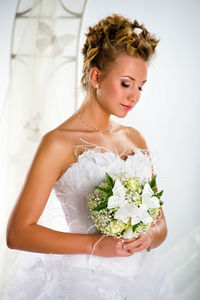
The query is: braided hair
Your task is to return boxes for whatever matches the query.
[81,14,159,90]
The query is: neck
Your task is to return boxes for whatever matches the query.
[77,92,112,132]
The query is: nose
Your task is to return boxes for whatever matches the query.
[127,84,140,104]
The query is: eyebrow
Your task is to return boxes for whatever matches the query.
[120,75,147,83]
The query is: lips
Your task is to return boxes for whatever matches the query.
[120,104,132,110]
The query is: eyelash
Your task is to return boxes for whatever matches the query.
[121,82,131,88]
[121,82,143,91]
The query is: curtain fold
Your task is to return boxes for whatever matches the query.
[0,0,88,293]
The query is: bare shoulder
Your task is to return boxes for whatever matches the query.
[36,129,75,179]
[125,126,148,150]
[41,129,71,151]
[39,129,70,156]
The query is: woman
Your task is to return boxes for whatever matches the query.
[4,14,176,299]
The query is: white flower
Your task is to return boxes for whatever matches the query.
[141,183,160,209]
[114,203,153,226]
[134,27,143,35]
[123,227,135,239]
[107,179,126,209]
[107,180,160,226]
[90,173,163,239]
[109,220,127,235]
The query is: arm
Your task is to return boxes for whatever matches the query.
[6,130,131,258]
[6,131,93,254]
[146,207,167,250]
[145,144,168,250]
[122,127,167,253]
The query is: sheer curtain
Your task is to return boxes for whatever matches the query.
[0,0,88,293]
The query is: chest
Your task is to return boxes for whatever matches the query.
[74,133,136,159]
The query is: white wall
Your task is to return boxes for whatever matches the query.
[0,0,199,255]
[80,0,200,253]
[0,1,18,110]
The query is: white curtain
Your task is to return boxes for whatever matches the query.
[0,0,88,293]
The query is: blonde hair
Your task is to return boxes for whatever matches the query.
[81,13,159,90]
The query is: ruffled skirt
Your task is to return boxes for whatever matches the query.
[2,250,178,300]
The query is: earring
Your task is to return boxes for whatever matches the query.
[95,83,99,89]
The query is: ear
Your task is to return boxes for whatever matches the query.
[89,67,101,89]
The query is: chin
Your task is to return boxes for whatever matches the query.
[112,111,128,118]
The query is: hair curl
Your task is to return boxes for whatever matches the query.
[81,14,160,90]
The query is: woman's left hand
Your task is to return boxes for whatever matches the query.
[121,231,152,254]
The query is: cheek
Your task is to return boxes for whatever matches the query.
[102,81,122,100]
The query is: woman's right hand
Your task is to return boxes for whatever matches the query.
[91,234,136,257]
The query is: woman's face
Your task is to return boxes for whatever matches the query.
[96,54,148,117]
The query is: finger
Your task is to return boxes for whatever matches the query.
[115,240,125,251]
[124,234,148,247]
[132,240,149,252]
[123,238,141,248]
[133,244,146,252]
[122,246,134,255]
[116,246,133,257]
[136,234,147,242]
[116,235,148,254]
[115,238,125,246]
[123,237,137,243]
[115,242,133,257]
[123,234,145,245]
[124,237,149,253]
[121,249,133,256]
[116,240,122,245]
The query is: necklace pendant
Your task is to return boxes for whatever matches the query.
[76,111,112,133]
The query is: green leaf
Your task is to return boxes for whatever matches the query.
[132,221,142,233]
[132,221,143,232]
[152,189,164,200]
[152,187,157,193]
[149,175,157,189]
[157,190,164,197]
[132,224,138,232]
[94,186,113,197]
[159,200,164,206]
[105,172,114,188]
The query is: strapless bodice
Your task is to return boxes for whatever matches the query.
[3,139,178,300]
[53,138,153,235]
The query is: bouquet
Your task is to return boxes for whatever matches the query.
[88,171,163,239]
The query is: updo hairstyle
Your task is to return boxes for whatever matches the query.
[81,13,159,90]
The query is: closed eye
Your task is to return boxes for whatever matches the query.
[120,75,146,92]
[121,82,131,88]
[121,82,143,91]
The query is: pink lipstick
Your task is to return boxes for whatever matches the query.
[120,104,132,110]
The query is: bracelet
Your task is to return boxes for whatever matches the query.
[146,231,151,252]
[90,235,105,255]
[146,246,151,252]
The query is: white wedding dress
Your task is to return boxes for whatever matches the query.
[2,139,178,300]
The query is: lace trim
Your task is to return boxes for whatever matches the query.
[73,137,149,159]
[73,137,154,174]
[73,137,127,159]
[55,137,155,184]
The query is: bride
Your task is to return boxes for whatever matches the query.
[4,13,177,299]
